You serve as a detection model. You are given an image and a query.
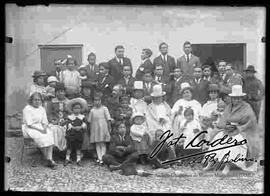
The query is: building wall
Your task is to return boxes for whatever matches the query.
[5,4,265,114]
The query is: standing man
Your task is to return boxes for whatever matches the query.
[176,41,200,78]
[48,59,64,81]
[85,52,99,85]
[153,42,176,78]
[108,45,132,83]
[217,60,227,82]
[243,65,265,121]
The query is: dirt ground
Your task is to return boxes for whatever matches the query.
[5,136,264,193]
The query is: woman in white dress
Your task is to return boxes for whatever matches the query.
[22,92,57,169]
[171,82,202,137]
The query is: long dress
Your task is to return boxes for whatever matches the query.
[171,99,202,137]
[206,101,259,169]
[88,106,112,143]
[145,101,172,143]
[22,105,54,148]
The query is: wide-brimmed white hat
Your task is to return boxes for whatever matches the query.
[229,85,246,97]
[133,81,144,90]
[151,84,166,97]
[66,98,88,113]
[47,76,59,83]
[131,112,146,122]
[180,82,193,94]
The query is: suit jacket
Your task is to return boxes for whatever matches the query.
[168,76,193,107]
[118,76,136,96]
[108,57,132,83]
[176,54,200,77]
[153,55,176,78]
[85,64,99,83]
[96,74,115,100]
[190,78,210,106]
[108,133,135,157]
[135,59,155,80]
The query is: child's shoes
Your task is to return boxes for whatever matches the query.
[64,159,72,166]
[77,160,83,166]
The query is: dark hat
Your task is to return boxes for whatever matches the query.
[81,81,93,88]
[208,83,219,92]
[55,82,66,91]
[32,71,47,78]
[244,65,257,73]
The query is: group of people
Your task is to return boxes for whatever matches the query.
[21,41,264,176]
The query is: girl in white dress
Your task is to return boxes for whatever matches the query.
[22,92,57,169]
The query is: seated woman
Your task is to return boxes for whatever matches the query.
[46,83,69,152]
[171,82,202,138]
[102,121,139,171]
[204,85,259,175]
[22,92,57,169]
[200,84,224,141]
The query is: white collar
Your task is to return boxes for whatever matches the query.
[116,57,123,63]
[185,53,192,59]
[68,114,84,120]
[142,58,149,64]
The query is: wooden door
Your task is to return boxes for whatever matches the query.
[39,44,83,74]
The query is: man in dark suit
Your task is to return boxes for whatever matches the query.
[176,41,200,78]
[190,66,210,105]
[47,59,64,81]
[153,42,176,78]
[167,67,193,107]
[153,64,170,102]
[102,122,138,171]
[85,52,99,85]
[117,65,136,96]
[96,62,115,102]
[108,45,132,83]
[135,48,155,80]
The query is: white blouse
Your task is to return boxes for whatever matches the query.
[22,105,48,129]
[171,99,202,120]
[180,119,202,149]
[130,124,147,142]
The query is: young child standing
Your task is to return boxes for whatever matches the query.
[129,81,148,115]
[79,65,89,82]
[130,112,151,165]
[64,98,88,166]
[60,58,81,99]
[88,94,112,165]
[143,70,158,104]
[118,65,136,96]
[114,95,133,129]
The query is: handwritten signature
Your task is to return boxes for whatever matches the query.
[149,130,255,169]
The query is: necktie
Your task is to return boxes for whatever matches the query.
[187,55,190,63]
[119,58,123,65]
[163,55,166,62]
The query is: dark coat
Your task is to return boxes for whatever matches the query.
[153,55,176,78]
[96,74,115,101]
[108,133,135,157]
[190,78,210,106]
[117,76,136,96]
[108,57,132,83]
[84,64,99,83]
[135,59,155,81]
[176,54,200,77]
